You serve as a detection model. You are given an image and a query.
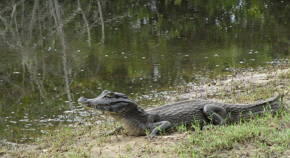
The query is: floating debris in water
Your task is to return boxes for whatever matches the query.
[24,124,32,127]
[19,119,29,122]
[214,54,219,57]
[40,130,48,134]
[22,128,36,131]
[77,50,81,52]
[265,59,286,65]
[39,119,47,123]
[240,61,244,64]
[104,54,109,57]
[141,57,146,59]
[13,72,20,74]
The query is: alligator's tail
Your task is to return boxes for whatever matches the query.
[239,93,282,116]
[246,93,283,114]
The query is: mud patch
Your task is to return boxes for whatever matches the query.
[90,133,187,158]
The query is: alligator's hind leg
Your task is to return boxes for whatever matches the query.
[203,104,226,125]
[149,121,171,137]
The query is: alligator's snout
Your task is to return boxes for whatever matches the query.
[77,90,138,112]
[78,97,88,105]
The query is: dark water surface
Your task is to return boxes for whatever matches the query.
[0,0,289,143]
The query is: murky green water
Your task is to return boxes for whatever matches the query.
[0,0,289,143]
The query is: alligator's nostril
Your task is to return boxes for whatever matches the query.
[78,97,87,103]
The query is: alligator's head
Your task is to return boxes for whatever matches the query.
[78,90,138,114]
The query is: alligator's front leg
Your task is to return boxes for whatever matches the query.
[148,121,172,137]
[203,104,227,125]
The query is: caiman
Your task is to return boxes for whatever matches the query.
[78,90,281,137]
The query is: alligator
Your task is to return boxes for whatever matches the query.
[78,90,282,137]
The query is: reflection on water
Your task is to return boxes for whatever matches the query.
[0,0,289,143]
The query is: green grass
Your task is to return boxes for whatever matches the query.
[176,112,290,157]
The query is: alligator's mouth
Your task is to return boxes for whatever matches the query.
[78,97,108,108]
[77,90,138,113]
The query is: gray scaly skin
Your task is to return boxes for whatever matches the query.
[78,90,281,137]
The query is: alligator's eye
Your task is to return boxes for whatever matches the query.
[114,92,128,98]
[105,92,115,98]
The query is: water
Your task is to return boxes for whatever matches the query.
[0,0,289,143]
